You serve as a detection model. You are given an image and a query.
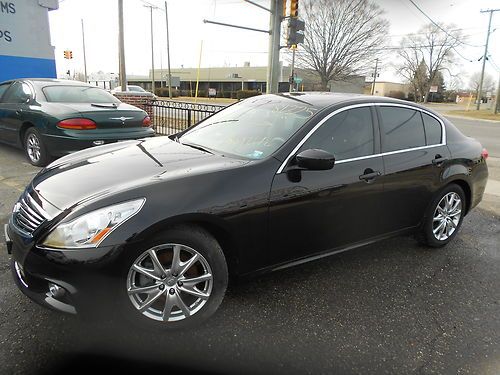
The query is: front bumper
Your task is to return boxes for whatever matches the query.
[43,129,155,156]
[5,221,125,316]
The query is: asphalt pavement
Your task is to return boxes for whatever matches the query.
[1,122,499,374]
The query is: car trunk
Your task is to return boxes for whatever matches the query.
[62,102,147,129]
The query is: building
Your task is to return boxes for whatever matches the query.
[364,81,410,98]
[0,0,58,82]
[129,64,287,95]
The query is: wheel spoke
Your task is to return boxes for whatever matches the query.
[179,285,210,300]
[438,223,446,240]
[433,214,444,222]
[182,273,212,287]
[449,209,461,217]
[171,245,182,275]
[162,293,176,320]
[174,291,191,317]
[433,220,445,234]
[132,264,162,281]
[148,249,166,277]
[128,284,160,295]
[139,289,164,312]
[179,254,199,277]
[437,206,446,216]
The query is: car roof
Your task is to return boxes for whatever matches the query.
[0,78,95,87]
[274,92,433,113]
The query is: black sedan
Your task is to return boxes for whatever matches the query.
[5,93,489,329]
[0,79,154,166]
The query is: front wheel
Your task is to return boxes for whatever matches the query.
[419,184,466,247]
[120,225,228,329]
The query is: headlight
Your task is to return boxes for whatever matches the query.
[43,198,145,249]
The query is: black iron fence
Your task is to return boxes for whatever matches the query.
[146,100,225,135]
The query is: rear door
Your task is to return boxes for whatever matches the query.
[0,81,34,144]
[377,104,450,233]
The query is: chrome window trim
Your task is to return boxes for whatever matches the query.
[276,102,446,174]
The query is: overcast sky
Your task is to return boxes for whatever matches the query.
[49,0,500,87]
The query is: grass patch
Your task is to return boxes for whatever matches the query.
[445,110,500,121]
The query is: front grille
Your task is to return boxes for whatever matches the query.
[14,192,49,234]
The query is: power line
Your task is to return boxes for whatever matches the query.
[407,0,485,48]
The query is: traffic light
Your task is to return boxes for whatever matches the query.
[290,0,299,18]
[287,18,305,47]
[63,50,73,59]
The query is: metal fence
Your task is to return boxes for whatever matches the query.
[146,100,225,135]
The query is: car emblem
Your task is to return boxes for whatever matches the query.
[110,116,134,125]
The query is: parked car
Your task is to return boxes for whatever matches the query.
[112,85,157,99]
[5,93,488,329]
[0,79,155,166]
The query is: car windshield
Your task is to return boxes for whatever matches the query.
[179,96,318,160]
[43,86,120,103]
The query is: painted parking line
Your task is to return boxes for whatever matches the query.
[0,175,25,192]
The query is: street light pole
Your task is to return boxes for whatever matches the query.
[165,1,172,98]
[81,19,88,83]
[267,0,282,94]
[118,0,127,91]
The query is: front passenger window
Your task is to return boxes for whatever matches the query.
[300,107,375,161]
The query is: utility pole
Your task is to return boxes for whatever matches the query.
[165,1,172,98]
[144,3,158,94]
[371,58,379,95]
[495,73,500,115]
[267,0,282,94]
[118,0,127,91]
[81,19,88,83]
[477,8,499,110]
[289,47,296,92]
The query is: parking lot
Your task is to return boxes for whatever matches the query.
[1,116,499,374]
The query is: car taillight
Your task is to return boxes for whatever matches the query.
[57,118,97,130]
[481,148,489,160]
[142,116,151,127]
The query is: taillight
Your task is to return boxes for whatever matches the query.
[57,118,97,130]
[142,116,151,127]
[481,148,489,160]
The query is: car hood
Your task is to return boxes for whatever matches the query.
[31,137,249,210]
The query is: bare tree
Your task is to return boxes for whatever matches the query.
[397,23,462,103]
[296,0,389,90]
[469,71,495,95]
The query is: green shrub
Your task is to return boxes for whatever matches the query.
[236,90,261,100]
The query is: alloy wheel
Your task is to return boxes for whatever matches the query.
[432,192,462,241]
[26,133,41,163]
[127,243,213,322]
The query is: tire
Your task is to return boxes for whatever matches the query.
[418,183,466,248]
[24,128,51,167]
[118,225,228,330]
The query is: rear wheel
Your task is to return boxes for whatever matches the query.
[120,225,228,329]
[419,184,466,247]
[24,128,50,167]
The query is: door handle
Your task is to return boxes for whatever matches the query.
[432,154,447,166]
[359,169,381,182]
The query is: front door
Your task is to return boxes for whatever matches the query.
[268,105,385,267]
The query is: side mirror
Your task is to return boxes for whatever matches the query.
[295,149,335,171]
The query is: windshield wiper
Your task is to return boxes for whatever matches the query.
[180,141,215,154]
[91,103,118,108]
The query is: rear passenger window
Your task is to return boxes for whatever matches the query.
[422,113,442,145]
[300,107,374,161]
[379,107,426,152]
